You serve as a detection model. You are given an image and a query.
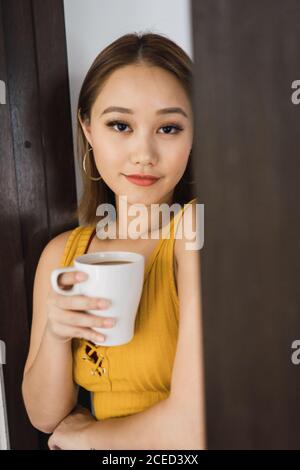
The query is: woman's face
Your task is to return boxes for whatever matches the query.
[80,63,193,206]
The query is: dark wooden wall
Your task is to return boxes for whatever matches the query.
[192,0,300,449]
[0,0,77,449]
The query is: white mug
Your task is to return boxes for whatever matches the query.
[50,251,144,346]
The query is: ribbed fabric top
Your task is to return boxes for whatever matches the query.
[59,198,196,420]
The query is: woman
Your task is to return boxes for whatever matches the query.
[22,32,206,450]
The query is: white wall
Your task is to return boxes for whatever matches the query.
[63,0,193,209]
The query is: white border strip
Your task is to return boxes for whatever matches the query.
[0,340,10,450]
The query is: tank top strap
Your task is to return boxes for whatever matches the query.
[156,197,197,241]
[59,225,95,268]
[143,198,197,280]
[169,197,197,239]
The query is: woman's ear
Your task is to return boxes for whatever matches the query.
[78,109,93,147]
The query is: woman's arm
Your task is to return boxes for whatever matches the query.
[84,391,203,450]
[49,200,206,449]
[22,231,78,434]
[49,393,199,450]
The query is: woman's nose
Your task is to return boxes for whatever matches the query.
[130,148,157,166]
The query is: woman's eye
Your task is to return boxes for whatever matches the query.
[158,125,183,135]
[106,121,130,132]
[106,121,183,134]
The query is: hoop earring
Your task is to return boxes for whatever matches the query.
[83,146,102,181]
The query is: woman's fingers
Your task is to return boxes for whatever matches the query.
[57,270,88,289]
[50,324,106,344]
[54,309,116,329]
[52,292,111,312]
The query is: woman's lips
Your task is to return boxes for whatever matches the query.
[123,174,160,186]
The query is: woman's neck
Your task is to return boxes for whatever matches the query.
[114,192,174,240]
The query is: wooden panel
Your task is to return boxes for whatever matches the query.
[2,0,50,327]
[0,0,78,448]
[0,0,39,450]
[191,0,300,449]
[32,0,78,238]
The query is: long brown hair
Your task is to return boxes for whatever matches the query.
[76,32,196,226]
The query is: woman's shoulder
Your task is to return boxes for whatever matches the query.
[39,226,91,267]
[45,228,78,253]
[53,225,97,267]
[46,225,94,252]
[36,229,76,273]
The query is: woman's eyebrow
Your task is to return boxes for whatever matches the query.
[101,106,188,118]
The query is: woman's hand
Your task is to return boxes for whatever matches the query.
[48,405,97,450]
[46,270,116,344]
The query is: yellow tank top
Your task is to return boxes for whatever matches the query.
[59,198,196,420]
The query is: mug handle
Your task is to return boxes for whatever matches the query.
[50,267,81,296]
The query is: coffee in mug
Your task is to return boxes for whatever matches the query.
[87,260,133,266]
